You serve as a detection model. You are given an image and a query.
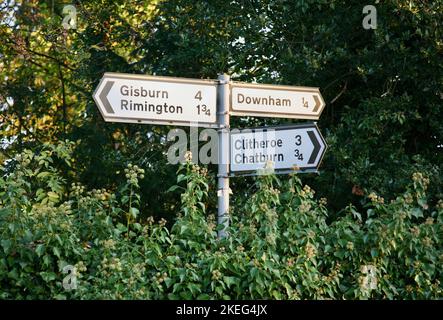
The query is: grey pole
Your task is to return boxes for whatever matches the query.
[217,74,230,239]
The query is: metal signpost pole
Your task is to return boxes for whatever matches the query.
[217,74,230,239]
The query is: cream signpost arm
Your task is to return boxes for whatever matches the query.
[93,72,218,127]
[230,82,325,120]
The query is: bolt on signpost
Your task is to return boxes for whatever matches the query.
[93,72,327,240]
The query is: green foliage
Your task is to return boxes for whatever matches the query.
[0,143,441,299]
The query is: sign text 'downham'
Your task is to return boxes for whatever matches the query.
[231,83,325,120]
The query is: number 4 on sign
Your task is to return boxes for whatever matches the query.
[294,149,304,161]
[195,91,202,101]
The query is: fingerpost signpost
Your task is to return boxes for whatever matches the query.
[93,72,327,239]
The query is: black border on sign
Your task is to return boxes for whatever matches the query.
[229,122,327,176]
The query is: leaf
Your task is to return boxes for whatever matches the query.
[8,223,16,233]
[167,293,179,300]
[272,290,282,300]
[173,283,182,293]
[116,223,127,233]
[215,286,223,296]
[36,171,50,179]
[164,277,173,288]
[55,234,63,245]
[53,247,61,258]
[8,269,19,280]
[363,234,370,244]
[411,208,423,218]
[223,276,238,288]
[180,224,189,235]
[40,271,57,282]
[371,248,378,258]
[167,185,181,193]
[36,244,45,257]
[334,250,345,259]
[121,196,129,205]
[180,291,193,299]
[0,207,10,217]
[24,230,33,242]
[43,254,52,267]
[47,191,59,202]
[177,174,187,183]
[187,283,201,295]
[129,207,139,219]
[350,207,362,221]
[250,267,258,279]
[1,239,11,254]
[417,198,427,209]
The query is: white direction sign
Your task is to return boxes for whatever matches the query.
[230,124,327,173]
[93,72,217,127]
[231,82,325,120]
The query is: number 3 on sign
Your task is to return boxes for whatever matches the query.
[295,135,302,146]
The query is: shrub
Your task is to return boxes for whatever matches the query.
[0,142,441,299]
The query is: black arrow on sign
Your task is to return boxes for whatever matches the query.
[99,80,115,114]
[307,130,321,164]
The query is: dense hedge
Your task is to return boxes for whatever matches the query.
[0,142,441,299]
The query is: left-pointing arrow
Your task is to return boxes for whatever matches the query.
[99,80,115,114]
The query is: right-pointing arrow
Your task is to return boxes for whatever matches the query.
[312,95,321,112]
[307,130,320,164]
[99,80,115,114]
